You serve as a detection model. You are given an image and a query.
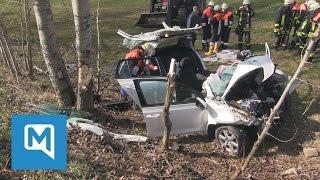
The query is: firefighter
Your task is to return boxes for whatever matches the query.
[201,1,215,50]
[221,3,233,49]
[305,1,320,62]
[205,5,223,56]
[124,42,157,77]
[235,0,255,51]
[187,6,201,46]
[120,42,157,100]
[293,0,317,53]
[273,0,295,50]
[289,1,309,50]
[165,0,181,26]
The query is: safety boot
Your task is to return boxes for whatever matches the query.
[212,43,219,54]
[205,44,215,56]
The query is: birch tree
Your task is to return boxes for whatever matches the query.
[71,0,94,112]
[33,0,76,106]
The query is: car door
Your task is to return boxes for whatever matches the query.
[116,57,165,107]
[134,79,207,137]
[116,59,207,137]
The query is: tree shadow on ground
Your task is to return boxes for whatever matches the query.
[257,90,320,157]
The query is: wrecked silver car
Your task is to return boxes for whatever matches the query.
[115,25,290,156]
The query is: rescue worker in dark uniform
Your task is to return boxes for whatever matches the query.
[187,6,201,46]
[305,1,320,62]
[293,0,317,53]
[221,3,233,49]
[165,0,181,26]
[273,0,294,50]
[235,0,255,51]
[289,1,308,50]
[201,1,215,50]
[205,5,223,56]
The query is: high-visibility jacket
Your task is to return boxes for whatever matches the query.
[202,7,214,24]
[274,5,293,32]
[222,10,233,27]
[236,5,254,30]
[292,2,300,22]
[210,12,224,35]
[125,48,145,67]
[309,8,320,38]
[202,7,214,25]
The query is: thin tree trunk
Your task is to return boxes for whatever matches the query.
[33,0,76,107]
[18,0,27,70]
[162,58,176,150]
[0,21,20,82]
[71,0,94,112]
[0,40,11,70]
[231,27,320,179]
[24,0,33,76]
[96,0,101,94]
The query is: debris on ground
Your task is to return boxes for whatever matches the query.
[281,167,298,176]
[202,49,240,63]
[68,117,147,142]
[303,147,319,158]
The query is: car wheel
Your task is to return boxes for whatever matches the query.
[215,126,249,157]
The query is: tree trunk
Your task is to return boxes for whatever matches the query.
[25,0,33,76]
[71,0,94,112]
[33,0,76,107]
[96,0,101,94]
[18,0,27,70]
[162,58,176,150]
[231,27,320,179]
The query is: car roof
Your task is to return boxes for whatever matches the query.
[117,22,201,49]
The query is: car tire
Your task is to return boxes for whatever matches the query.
[215,126,250,157]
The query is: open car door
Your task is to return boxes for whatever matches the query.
[116,59,207,137]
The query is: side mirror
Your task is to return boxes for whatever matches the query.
[195,97,207,110]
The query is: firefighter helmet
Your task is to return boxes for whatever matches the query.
[306,0,317,8]
[243,0,251,5]
[222,3,229,11]
[284,0,294,5]
[208,1,215,7]
[214,5,221,11]
[309,1,320,11]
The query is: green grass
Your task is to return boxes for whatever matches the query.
[0,0,319,178]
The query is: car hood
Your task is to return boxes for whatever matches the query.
[221,44,275,99]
